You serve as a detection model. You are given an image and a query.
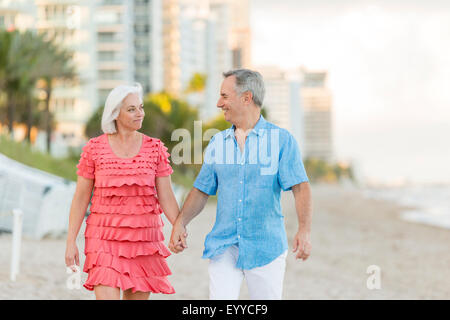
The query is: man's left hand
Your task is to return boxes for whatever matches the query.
[292,230,311,261]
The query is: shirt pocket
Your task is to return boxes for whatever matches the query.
[253,172,276,188]
[246,165,275,188]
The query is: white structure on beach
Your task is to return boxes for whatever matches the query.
[0,153,76,239]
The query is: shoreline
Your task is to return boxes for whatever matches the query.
[1,183,450,299]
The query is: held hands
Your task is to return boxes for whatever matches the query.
[169,218,188,253]
[292,230,311,261]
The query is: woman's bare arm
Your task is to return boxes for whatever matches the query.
[155,175,180,225]
[66,176,94,244]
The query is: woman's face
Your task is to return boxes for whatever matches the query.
[115,93,145,131]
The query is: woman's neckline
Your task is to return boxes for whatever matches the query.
[105,132,144,159]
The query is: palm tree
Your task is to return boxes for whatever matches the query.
[0,30,39,138]
[36,39,77,153]
[0,30,77,152]
[0,31,13,96]
[16,32,49,142]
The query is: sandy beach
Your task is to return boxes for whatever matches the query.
[1,183,450,300]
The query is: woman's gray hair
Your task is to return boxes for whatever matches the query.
[101,82,143,134]
[222,69,265,107]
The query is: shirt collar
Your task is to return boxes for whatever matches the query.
[225,115,267,139]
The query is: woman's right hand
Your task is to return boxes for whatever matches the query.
[65,241,80,272]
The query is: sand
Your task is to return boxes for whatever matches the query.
[1,183,450,300]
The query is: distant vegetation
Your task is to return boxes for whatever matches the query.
[304,158,354,183]
[0,134,78,181]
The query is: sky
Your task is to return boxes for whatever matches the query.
[250,0,450,185]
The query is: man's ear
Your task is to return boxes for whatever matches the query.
[243,91,253,105]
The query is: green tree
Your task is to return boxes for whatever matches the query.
[0,30,77,151]
[184,72,207,93]
[35,38,77,153]
[0,30,38,137]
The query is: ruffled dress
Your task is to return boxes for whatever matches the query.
[76,133,175,294]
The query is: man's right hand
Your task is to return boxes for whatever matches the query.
[169,219,188,253]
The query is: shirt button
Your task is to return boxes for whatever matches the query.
[240,181,243,184]
[238,235,241,238]
[238,218,241,221]
[239,199,242,202]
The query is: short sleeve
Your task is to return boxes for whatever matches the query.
[278,133,309,191]
[156,140,173,177]
[193,136,218,196]
[76,140,95,179]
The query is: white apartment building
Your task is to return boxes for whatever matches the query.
[300,68,334,162]
[0,0,36,31]
[2,0,251,152]
[96,0,134,104]
[258,65,305,151]
[35,0,97,149]
[227,0,251,68]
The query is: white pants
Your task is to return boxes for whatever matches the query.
[208,245,288,300]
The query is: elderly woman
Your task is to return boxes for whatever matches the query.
[65,83,180,300]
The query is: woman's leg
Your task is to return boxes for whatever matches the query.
[94,285,121,300]
[122,289,151,300]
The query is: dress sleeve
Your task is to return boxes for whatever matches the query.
[76,139,95,179]
[155,140,173,177]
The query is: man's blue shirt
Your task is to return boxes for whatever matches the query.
[193,115,309,269]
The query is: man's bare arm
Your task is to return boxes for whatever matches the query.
[291,182,312,260]
[168,187,209,253]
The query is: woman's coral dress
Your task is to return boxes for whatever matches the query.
[76,133,175,294]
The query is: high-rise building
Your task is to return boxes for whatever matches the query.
[258,66,305,151]
[134,0,161,94]
[1,0,252,151]
[0,0,36,31]
[300,68,333,162]
[2,0,165,150]
[96,0,164,101]
[179,0,208,92]
[96,0,134,104]
[162,0,180,96]
[35,0,97,149]
[228,0,251,68]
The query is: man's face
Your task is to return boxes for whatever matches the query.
[217,75,244,123]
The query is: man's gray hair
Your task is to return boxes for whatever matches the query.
[223,69,265,107]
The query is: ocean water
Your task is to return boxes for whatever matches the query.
[362,184,450,229]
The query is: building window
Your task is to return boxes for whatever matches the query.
[99,70,122,80]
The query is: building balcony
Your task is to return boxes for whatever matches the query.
[97,80,125,89]
[97,24,124,32]
[98,61,126,70]
[97,42,125,51]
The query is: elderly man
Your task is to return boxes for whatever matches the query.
[169,69,312,300]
